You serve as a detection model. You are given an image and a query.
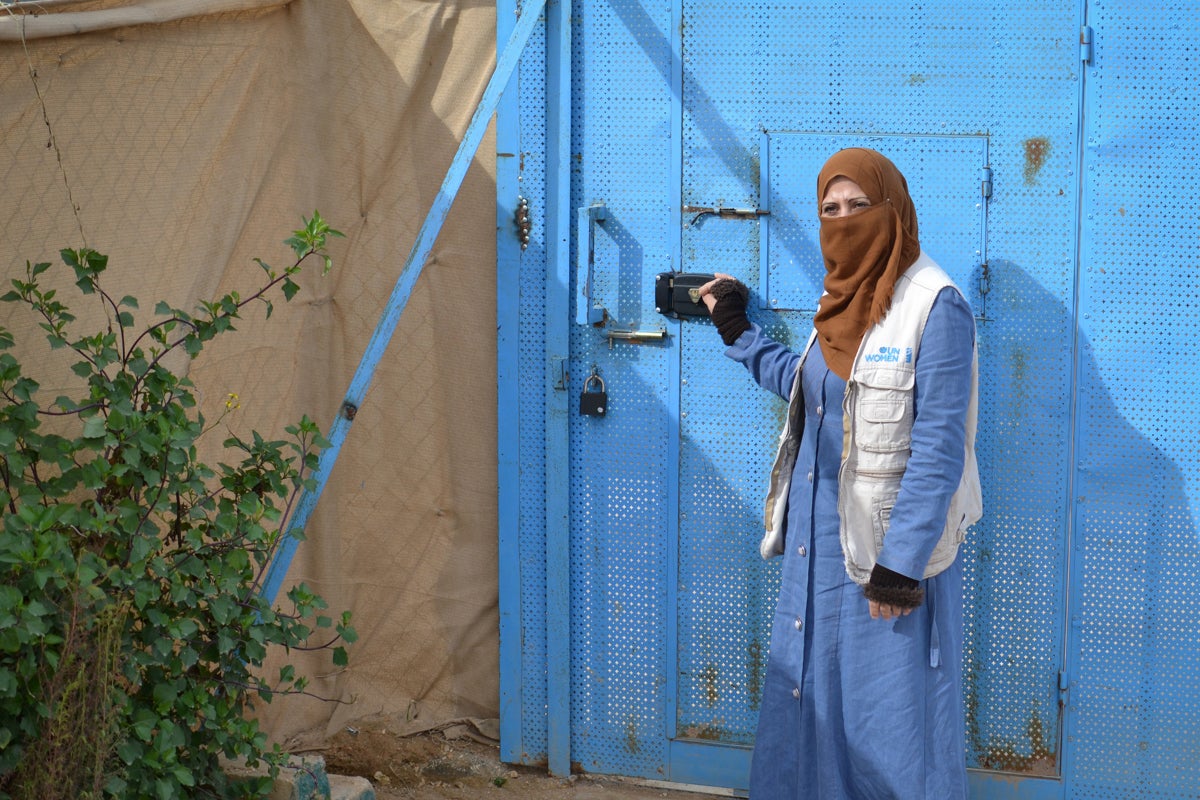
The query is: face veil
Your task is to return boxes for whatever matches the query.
[812,148,921,380]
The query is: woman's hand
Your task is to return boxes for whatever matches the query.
[697,273,737,312]
[863,564,923,619]
[868,600,915,621]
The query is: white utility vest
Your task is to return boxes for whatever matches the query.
[759,254,982,585]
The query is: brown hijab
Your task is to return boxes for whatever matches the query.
[812,148,921,380]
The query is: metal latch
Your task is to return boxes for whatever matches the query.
[606,329,668,348]
[682,205,770,227]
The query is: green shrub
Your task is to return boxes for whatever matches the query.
[0,214,355,799]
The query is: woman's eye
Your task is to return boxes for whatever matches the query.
[821,205,837,215]
[854,200,871,208]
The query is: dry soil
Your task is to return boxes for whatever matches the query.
[317,724,735,800]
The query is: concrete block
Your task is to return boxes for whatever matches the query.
[224,753,331,800]
[329,774,377,800]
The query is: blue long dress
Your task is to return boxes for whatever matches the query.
[727,289,975,800]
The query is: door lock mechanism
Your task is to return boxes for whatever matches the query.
[655,272,716,319]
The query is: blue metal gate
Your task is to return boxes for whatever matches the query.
[497,1,1200,796]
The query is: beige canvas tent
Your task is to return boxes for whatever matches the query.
[1,0,500,749]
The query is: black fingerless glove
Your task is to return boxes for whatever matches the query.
[862,563,924,609]
[709,278,751,345]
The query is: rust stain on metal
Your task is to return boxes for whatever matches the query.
[747,639,764,711]
[966,678,1059,777]
[1023,137,1051,185]
[964,657,983,757]
[1008,345,1030,412]
[680,718,740,743]
[702,662,720,707]
[1011,347,1028,385]
[680,722,723,741]
[624,715,640,754]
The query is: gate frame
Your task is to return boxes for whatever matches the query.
[496,1,1101,797]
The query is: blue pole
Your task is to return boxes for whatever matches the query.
[260,0,550,604]
[543,0,573,779]
[495,0,526,768]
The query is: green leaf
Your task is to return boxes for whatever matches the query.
[116,739,142,766]
[11,377,38,402]
[172,765,195,788]
[210,595,234,625]
[131,709,156,742]
[129,534,155,565]
[153,682,178,710]
[119,295,139,309]
[81,416,106,439]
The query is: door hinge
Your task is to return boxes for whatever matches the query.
[1080,25,1094,64]
[1058,670,1071,702]
[980,166,993,199]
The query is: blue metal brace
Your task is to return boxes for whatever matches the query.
[258,0,550,605]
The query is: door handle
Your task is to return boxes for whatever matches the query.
[575,203,608,325]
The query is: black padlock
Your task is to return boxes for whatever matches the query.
[580,375,607,417]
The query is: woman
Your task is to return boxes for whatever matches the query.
[699,148,982,799]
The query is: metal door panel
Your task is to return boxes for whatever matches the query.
[495,1,1200,796]
[679,0,1078,784]
[675,132,988,752]
[1069,1,1200,796]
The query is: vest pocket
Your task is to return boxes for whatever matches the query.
[872,491,898,551]
[853,367,915,474]
[840,477,902,583]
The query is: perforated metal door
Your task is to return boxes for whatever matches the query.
[673,1,1074,788]
[499,0,1200,796]
[677,132,990,749]
[1067,2,1200,797]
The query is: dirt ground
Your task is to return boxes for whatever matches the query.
[316,721,737,800]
